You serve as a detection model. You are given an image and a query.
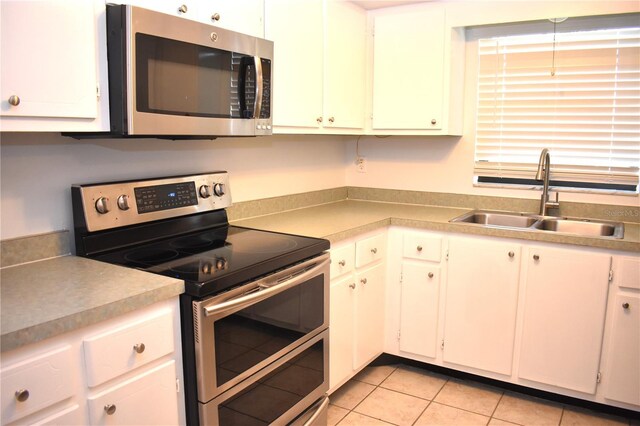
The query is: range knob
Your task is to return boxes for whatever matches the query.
[199,185,211,198]
[95,197,110,214]
[213,183,225,197]
[117,195,130,211]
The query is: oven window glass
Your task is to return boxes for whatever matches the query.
[218,340,324,425]
[135,33,252,118]
[214,275,325,387]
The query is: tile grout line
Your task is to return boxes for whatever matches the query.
[410,377,450,426]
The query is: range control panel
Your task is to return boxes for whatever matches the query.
[73,172,232,232]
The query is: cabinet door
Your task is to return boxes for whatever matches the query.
[87,361,179,425]
[443,237,521,375]
[199,0,264,37]
[399,262,440,358]
[323,1,366,130]
[372,4,444,130]
[604,294,640,406]
[0,1,97,119]
[265,0,323,129]
[518,247,610,394]
[354,263,385,369]
[329,275,356,390]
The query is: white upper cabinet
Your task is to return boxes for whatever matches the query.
[369,2,464,135]
[0,0,106,131]
[265,0,366,133]
[123,0,264,37]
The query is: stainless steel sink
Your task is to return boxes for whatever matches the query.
[450,210,540,229]
[533,217,624,238]
[450,210,624,239]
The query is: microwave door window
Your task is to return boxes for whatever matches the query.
[135,33,244,118]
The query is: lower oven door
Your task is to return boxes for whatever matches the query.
[200,329,329,425]
[193,253,330,403]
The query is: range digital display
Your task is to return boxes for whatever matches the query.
[134,182,198,213]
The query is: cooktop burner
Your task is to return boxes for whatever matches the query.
[93,225,328,297]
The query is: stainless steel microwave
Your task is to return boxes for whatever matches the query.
[103,4,273,139]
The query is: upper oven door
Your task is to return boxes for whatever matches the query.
[110,5,273,136]
[193,253,330,404]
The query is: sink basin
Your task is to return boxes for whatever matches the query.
[450,210,625,239]
[533,217,624,239]
[450,210,539,229]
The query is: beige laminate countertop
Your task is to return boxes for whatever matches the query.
[231,200,640,253]
[3,199,636,352]
[0,256,184,352]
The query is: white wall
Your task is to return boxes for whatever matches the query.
[345,2,639,208]
[0,133,349,240]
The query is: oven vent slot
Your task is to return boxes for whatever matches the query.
[193,302,200,344]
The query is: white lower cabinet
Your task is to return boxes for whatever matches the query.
[399,262,440,358]
[87,361,179,425]
[329,231,386,392]
[0,298,183,425]
[443,236,521,376]
[383,227,638,412]
[518,246,611,394]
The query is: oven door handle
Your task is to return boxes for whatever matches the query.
[203,257,329,317]
[302,395,329,426]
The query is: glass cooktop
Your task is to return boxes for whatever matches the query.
[93,226,329,297]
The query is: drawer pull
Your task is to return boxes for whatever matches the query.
[428,272,434,279]
[104,404,117,415]
[533,254,540,261]
[8,95,20,106]
[349,283,356,289]
[360,278,368,285]
[338,260,346,267]
[133,343,146,354]
[623,302,630,310]
[417,245,423,252]
[370,248,378,254]
[508,251,515,258]
[14,389,29,402]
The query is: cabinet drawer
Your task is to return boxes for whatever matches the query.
[330,244,355,279]
[403,233,442,262]
[1,346,74,424]
[615,256,640,290]
[31,403,84,426]
[83,309,174,387]
[355,233,386,268]
[87,360,179,425]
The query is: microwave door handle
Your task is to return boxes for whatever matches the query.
[203,257,329,317]
[253,56,263,119]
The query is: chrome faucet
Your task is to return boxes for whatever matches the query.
[535,148,560,216]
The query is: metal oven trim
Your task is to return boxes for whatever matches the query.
[193,253,330,403]
[199,329,330,426]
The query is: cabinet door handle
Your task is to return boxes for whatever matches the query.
[428,272,434,279]
[349,283,356,289]
[211,12,220,21]
[14,389,29,402]
[328,117,335,123]
[338,260,346,267]
[133,343,146,354]
[178,4,188,13]
[371,248,378,254]
[104,404,117,415]
[316,117,323,124]
[417,245,423,252]
[508,251,515,258]
[533,254,540,261]
[360,278,367,285]
[623,302,630,310]
[8,95,20,106]
[431,118,437,125]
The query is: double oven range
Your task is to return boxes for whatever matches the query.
[72,172,330,425]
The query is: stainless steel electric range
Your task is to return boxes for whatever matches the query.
[72,172,330,425]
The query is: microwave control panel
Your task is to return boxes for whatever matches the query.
[73,172,232,232]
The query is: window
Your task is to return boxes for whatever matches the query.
[472,19,640,194]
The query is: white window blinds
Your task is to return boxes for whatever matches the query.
[474,27,640,192]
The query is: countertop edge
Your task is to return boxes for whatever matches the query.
[1,281,184,353]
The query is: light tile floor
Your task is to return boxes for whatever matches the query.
[328,364,638,426]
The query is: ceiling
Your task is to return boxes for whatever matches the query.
[350,0,432,10]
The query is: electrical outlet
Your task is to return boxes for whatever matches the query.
[356,156,367,173]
